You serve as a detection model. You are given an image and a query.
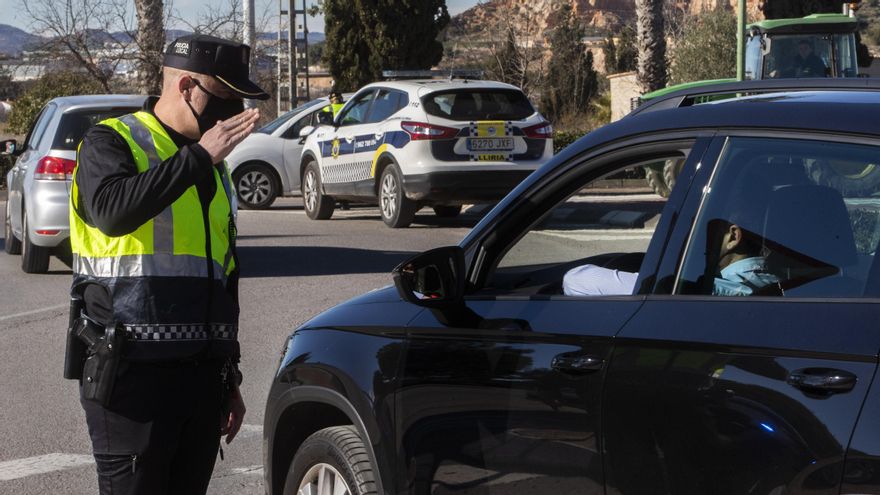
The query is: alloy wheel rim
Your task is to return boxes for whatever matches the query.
[304,170,318,212]
[298,463,351,495]
[381,173,397,219]
[240,171,271,205]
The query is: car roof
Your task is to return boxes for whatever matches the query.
[48,94,148,113]
[359,79,522,94]
[542,89,880,183]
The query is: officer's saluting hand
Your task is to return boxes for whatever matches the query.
[69,34,269,495]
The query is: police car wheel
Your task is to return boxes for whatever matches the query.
[302,162,334,220]
[20,207,50,274]
[234,163,278,210]
[283,425,377,495]
[379,165,416,228]
[4,200,21,255]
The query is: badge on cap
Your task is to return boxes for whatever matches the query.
[173,41,190,57]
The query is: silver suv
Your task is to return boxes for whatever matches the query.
[4,95,146,273]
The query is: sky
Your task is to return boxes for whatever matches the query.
[0,0,479,33]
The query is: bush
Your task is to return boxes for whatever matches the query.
[553,129,589,154]
[7,71,104,135]
[668,8,737,85]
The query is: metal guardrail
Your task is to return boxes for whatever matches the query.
[628,78,880,118]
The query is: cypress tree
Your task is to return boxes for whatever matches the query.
[542,4,598,122]
[323,0,450,90]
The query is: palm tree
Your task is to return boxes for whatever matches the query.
[135,0,164,95]
[635,0,667,93]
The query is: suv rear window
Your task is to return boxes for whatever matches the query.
[52,108,139,150]
[422,89,535,121]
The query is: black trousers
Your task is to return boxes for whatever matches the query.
[80,360,225,495]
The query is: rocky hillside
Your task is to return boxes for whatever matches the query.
[449,0,764,37]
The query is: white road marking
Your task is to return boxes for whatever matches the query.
[0,453,94,481]
[228,465,263,476]
[537,229,654,242]
[0,304,67,323]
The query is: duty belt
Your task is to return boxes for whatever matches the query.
[123,324,237,341]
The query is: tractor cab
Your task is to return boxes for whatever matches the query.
[744,14,859,80]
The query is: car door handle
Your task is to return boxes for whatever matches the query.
[551,352,604,374]
[787,368,857,394]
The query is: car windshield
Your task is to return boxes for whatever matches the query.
[422,89,535,121]
[257,99,325,134]
[52,108,139,151]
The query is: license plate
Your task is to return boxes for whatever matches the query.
[467,137,514,152]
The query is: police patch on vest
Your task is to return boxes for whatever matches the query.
[173,42,190,57]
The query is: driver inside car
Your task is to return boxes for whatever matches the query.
[563,179,779,297]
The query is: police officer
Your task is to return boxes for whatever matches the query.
[321,89,345,118]
[69,34,268,494]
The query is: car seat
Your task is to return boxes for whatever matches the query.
[761,184,860,296]
[450,93,478,120]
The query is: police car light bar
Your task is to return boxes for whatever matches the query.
[381,69,484,80]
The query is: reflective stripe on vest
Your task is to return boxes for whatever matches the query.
[117,114,175,254]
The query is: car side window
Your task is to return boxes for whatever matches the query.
[365,89,407,123]
[281,110,318,139]
[675,137,880,298]
[484,154,690,297]
[338,91,376,126]
[26,103,57,150]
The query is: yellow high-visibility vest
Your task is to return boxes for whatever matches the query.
[70,111,239,360]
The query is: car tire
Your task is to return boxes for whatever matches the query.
[644,163,670,198]
[21,208,50,274]
[379,165,416,228]
[302,161,334,220]
[234,163,279,210]
[282,425,377,495]
[4,200,21,255]
[432,205,462,218]
[662,158,685,193]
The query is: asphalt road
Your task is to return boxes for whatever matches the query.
[0,197,478,495]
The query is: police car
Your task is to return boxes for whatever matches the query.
[298,78,553,227]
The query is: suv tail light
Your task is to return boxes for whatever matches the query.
[401,121,459,140]
[523,121,553,139]
[34,156,77,181]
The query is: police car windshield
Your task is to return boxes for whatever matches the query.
[423,89,535,121]
[257,99,325,134]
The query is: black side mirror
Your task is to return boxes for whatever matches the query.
[392,246,465,308]
[1,139,19,156]
[316,109,335,126]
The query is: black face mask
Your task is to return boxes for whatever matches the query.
[187,81,244,135]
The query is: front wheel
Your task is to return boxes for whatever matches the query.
[302,162,334,220]
[379,165,416,228]
[282,425,377,495]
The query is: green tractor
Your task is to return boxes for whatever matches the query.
[641,13,861,197]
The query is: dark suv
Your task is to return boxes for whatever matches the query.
[264,80,880,495]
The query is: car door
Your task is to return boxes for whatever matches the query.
[281,109,320,191]
[319,89,377,191]
[603,134,880,495]
[394,137,712,494]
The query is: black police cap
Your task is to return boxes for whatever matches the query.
[164,34,269,100]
